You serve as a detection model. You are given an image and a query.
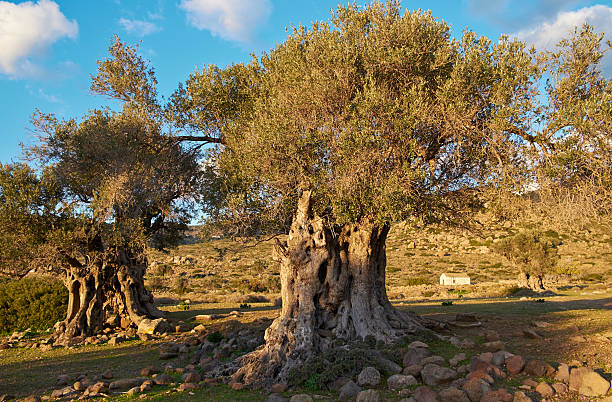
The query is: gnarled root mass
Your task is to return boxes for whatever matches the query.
[54,247,162,345]
[232,191,428,388]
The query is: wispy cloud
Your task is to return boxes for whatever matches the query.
[180,0,271,43]
[514,5,612,75]
[0,0,78,77]
[119,18,161,37]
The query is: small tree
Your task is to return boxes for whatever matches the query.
[0,38,204,344]
[494,231,561,291]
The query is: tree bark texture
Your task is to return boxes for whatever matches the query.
[232,191,424,388]
[517,271,545,291]
[54,247,162,345]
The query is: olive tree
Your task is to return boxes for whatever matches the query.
[175,1,541,386]
[0,38,206,344]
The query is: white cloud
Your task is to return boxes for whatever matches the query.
[180,0,271,43]
[119,18,161,37]
[514,5,612,75]
[0,0,78,76]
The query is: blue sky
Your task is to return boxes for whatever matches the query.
[1,0,611,163]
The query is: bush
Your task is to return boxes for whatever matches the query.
[405,277,429,286]
[0,277,67,334]
[493,230,560,275]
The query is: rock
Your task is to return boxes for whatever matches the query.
[140,380,154,392]
[413,386,438,402]
[403,364,423,376]
[403,347,431,367]
[56,374,71,386]
[387,374,418,390]
[578,370,611,396]
[358,366,381,387]
[512,391,532,402]
[328,377,351,391]
[109,378,144,390]
[522,329,542,339]
[141,366,160,376]
[484,330,499,342]
[477,352,493,364]
[492,351,506,367]
[421,356,445,366]
[356,389,380,402]
[153,373,173,385]
[267,394,290,402]
[271,383,288,393]
[505,355,525,375]
[101,369,113,379]
[421,364,457,386]
[455,313,478,322]
[290,394,313,402]
[482,341,504,352]
[449,353,466,367]
[462,378,488,401]
[127,386,140,395]
[23,396,41,402]
[524,360,554,377]
[159,342,179,359]
[554,363,570,383]
[184,372,202,383]
[137,318,169,335]
[438,387,469,402]
[522,378,538,388]
[570,335,586,342]
[481,389,512,402]
[376,356,402,374]
[535,382,554,397]
[339,380,362,400]
[73,381,85,391]
[408,341,429,348]
[552,382,567,394]
[179,382,199,391]
[230,382,245,390]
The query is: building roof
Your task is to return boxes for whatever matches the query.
[440,273,470,278]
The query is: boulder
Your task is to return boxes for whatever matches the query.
[481,389,512,402]
[267,394,289,402]
[552,382,567,394]
[512,391,532,402]
[403,364,423,376]
[535,382,554,397]
[569,366,592,391]
[523,360,554,377]
[403,347,431,367]
[271,383,288,393]
[554,363,569,383]
[137,318,169,335]
[387,374,418,390]
[339,380,362,400]
[356,389,380,402]
[482,341,504,352]
[492,351,506,367]
[153,373,173,385]
[421,364,457,386]
[184,372,202,383]
[461,378,489,402]
[421,356,446,366]
[438,387,469,402]
[505,355,525,375]
[357,367,381,387]
[578,370,610,397]
[109,378,144,390]
[449,353,466,367]
[413,386,438,402]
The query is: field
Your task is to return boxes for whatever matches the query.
[1,219,611,400]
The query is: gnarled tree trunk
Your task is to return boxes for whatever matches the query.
[232,191,424,388]
[517,271,545,291]
[54,247,162,345]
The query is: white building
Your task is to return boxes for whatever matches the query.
[440,273,471,286]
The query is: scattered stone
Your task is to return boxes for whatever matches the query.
[421,356,445,366]
[184,372,202,383]
[159,342,179,359]
[505,355,525,375]
[73,381,85,391]
[267,394,289,402]
[387,374,418,390]
[403,364,423,376]
[127,386,140,396]
[462,378,488,401]
[477,352,494,364]
[512,391,532,402]
[140,380,154,392]
[578,370,611,396]
[552,382,567,394]
[230,382,245,391]
[531,321,550,328]
[57,374,71,386]
[449,353,466,367]
[339,380,362,400]
[358,367,381,387]
[438,387,469,402]
[179,383,199,391]
[403,347,431,367]
[23,396,41,402]
[481,389,512,402]
[408,341,429,349]
[522,329,542,339]
[137,318,169,335]
[569,335,586,342]
[484,330,500,342]
[290,394,313,402]
[412,386,438,402]
[328,377,351,391]
[535,382,554,397]
[153,373,173,385]
[141,366,160,377]
[101,369,113,379]
[524,360,554,377]
[455,313,478,322]
[356,389,380,402]
[109,378,144,391]
[554,363,570,383]
[492,351,506,367]
[421,364,457,386]
[377,356,402,374]
[482,341,504,352]
[271,383,288,393]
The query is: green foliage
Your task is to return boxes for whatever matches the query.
[172,277,190,295]
[493,230,561,275]
[239,303,252,309]
[207,331,223,343]
[441,300,454,306]
[0,278,67,334]
[405,277,429,286]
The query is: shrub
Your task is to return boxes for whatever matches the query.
[0,277,67,334]
[207,331,223,343]
[405,277,429,286]
[493,230,561,276]
[172,277,190,295]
